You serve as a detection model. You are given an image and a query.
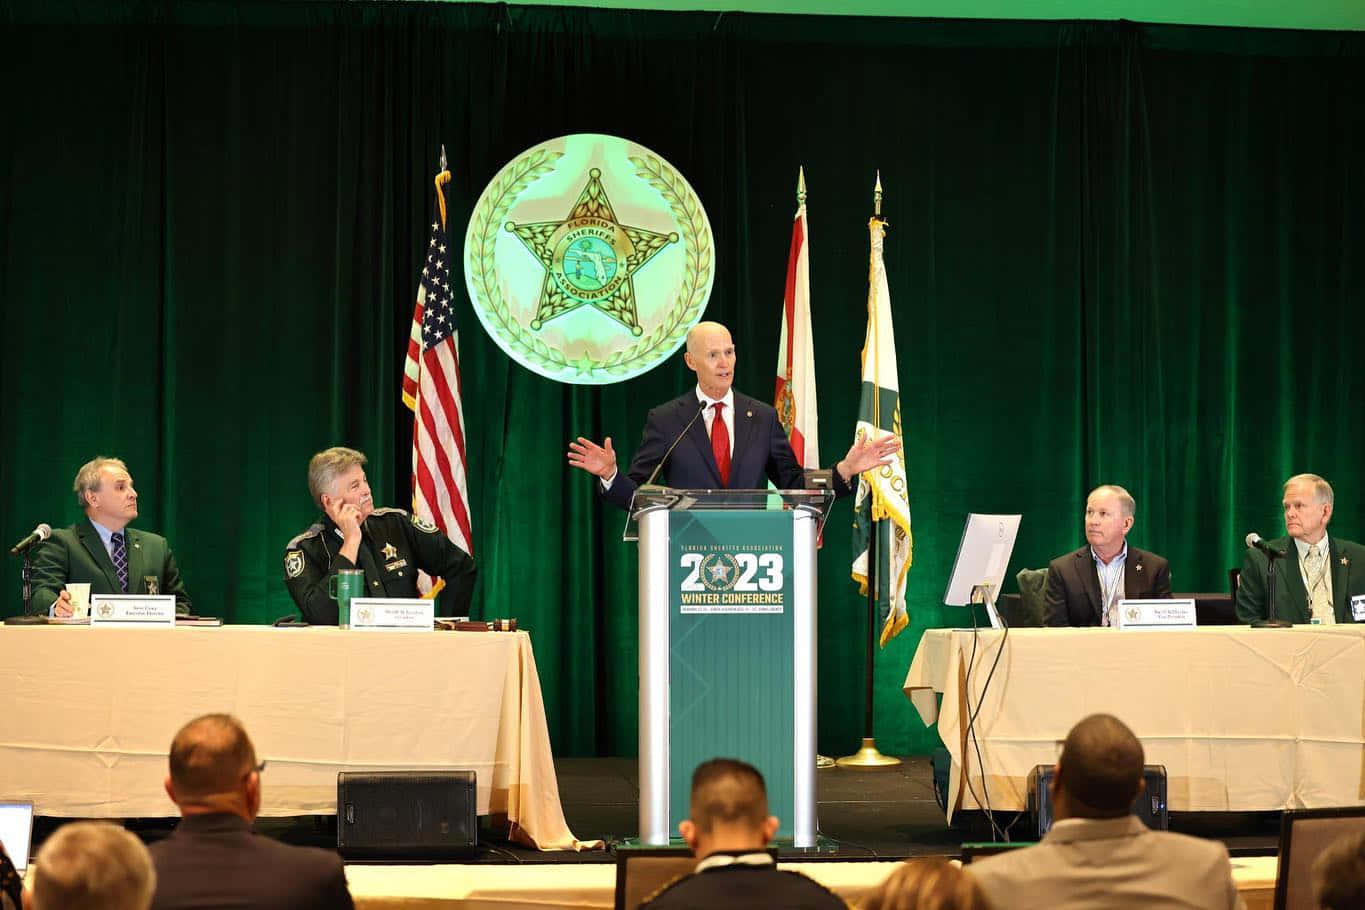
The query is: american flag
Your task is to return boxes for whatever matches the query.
[402,151,473,562]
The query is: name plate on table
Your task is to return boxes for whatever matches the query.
[90,595,176,627]
[1117,598,1196,630]
[350,598,434,631]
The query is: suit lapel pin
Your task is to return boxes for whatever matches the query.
[746,410,752,418]
[1135,563,1143,573]
[1342,557,1350,566]
[133,542,141,549]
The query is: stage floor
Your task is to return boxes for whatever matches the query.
[33,755,1283,863]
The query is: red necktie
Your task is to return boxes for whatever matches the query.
[711,402,731,487]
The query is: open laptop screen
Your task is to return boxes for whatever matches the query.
[0,802,34,873]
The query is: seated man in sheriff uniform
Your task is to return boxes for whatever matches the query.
[282,447,476,624]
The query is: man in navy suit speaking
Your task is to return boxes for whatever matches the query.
[567,321,899,507]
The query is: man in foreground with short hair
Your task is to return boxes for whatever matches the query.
[27,821,155,910]
[29,457,192,617]
[1044,484,1171,626]
[283,446,476,624]
[640,758,845,909]
[148,714,353,910]
[967,714,1243,909]
[1236,473,1365,624]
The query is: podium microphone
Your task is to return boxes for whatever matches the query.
[1245,532,1287,559]
[9,523,51,556]
[641,400,709,490]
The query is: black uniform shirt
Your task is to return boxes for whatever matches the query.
[282,507,475,624]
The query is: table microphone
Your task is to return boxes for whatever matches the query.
[9,523,51,556]
[1245,532,1287,559]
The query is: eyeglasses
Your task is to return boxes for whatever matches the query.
[243,760,267,781]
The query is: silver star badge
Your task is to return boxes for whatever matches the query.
[381,543,398,560]
[1135,564,1143,573]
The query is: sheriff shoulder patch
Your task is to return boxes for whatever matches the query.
[285,550,305,578]
[412,514,438,533]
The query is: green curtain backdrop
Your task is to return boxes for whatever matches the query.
[2,1,1361,758]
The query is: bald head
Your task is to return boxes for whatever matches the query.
[167,714,258,809]
[686,321,730,356]
[684,322,736,400]
[1054,714,1145,818]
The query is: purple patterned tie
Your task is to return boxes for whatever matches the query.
[111,532,129,593]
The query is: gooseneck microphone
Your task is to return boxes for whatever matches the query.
[640,400,710,489]
[9,523,51,556]
[1245,532,1292,629]
[1245,532,1288,559]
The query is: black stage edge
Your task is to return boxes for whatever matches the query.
[34,756,1281,864]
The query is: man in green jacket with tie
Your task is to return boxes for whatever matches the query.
[1236,473,1365,625]
[28,456,192,617]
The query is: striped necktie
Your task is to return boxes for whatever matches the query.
[111,532,129,593]
[1304,545,1333,624]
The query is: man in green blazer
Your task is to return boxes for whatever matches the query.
[1236,473,1365,625]
[28,457,192,617]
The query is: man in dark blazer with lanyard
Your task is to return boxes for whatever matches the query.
[1044,484,1172,627]
[1236,473,1365,625]
[567,321,899,504]
[29,456,192,617]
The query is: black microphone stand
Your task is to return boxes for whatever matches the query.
[6,550,49,625]
[1251,548,1291,629]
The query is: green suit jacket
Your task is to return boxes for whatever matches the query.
[28,519,192,616]
[1235,534,1365,624]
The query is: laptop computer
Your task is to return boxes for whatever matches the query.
[0,802,35,873]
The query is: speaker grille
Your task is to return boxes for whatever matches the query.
[337,771,477,859]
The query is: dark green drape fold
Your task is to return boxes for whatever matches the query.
[2,1,1362,756]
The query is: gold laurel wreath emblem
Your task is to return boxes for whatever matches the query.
[466,150,712,379]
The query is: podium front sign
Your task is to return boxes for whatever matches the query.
[666,510,796,839]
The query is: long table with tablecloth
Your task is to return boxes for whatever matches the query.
[903,626,1365,821]
[0,626,592,850]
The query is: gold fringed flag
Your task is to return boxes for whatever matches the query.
[850,176,912,646]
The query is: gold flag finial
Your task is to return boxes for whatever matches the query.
[873,171,883,218]
[797,166,807,207]
[434,144,452,231]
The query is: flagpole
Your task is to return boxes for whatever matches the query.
[838,173,900,770]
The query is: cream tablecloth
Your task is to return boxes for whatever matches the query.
[0,626,592,850]
[903,626,1365,820]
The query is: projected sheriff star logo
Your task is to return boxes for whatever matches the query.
[465,134,714,384]
[506,168,677,337]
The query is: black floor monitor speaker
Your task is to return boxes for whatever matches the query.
[337,770,477,859]
[1027,764,1168,839]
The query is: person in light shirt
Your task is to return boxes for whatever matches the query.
[1235,473,1365,625]
[1043,484,1171,627]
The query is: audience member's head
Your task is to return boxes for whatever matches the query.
[1051,713,1145,821]
[863,858,993,910]
[26,822,155,910]
[1314,828,1365,910]
[678,758,778,859]
[164,713,262,821]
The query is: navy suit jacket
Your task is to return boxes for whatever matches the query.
[603,390,852,510]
